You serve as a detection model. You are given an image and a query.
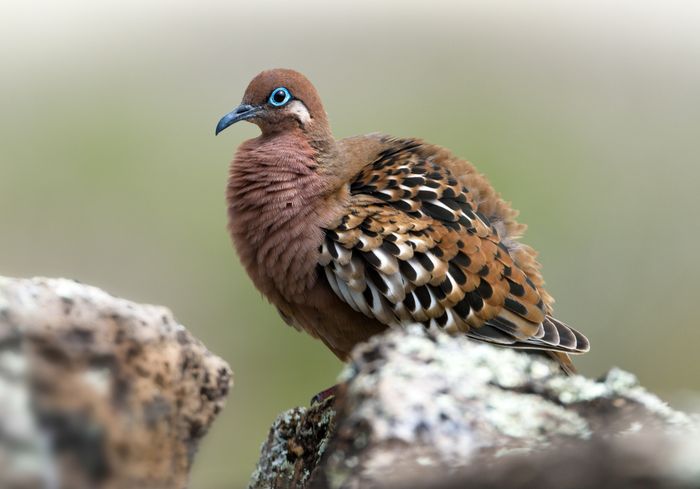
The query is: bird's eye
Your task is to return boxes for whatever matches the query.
[268,87,291,107]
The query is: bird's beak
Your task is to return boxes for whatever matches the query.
[215,104,262,135]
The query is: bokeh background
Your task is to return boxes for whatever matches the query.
[2,0,699,486]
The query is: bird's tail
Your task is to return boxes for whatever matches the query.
[548,351,577,375]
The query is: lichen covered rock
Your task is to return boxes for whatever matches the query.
[0,276,232,489]
[248,397,335,489]
[248,325,698,489]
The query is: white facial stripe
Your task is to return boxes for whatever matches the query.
[287,100,311,125]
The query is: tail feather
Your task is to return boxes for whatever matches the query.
[548,351,577,375]
[542,315,590,353]
[468,314,590,374]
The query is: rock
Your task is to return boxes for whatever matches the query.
[248,325,698,489]
[248,397,336,489]
[0,276,232,489]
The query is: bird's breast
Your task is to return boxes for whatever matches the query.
[226,137,344,303]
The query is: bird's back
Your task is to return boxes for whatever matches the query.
[318,135,588,369]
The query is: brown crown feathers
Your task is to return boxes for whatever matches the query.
[216,68,589,373]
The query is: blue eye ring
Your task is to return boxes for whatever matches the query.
[268,87,292,107]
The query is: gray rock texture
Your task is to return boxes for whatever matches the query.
[248,325,698,489]
[0,276,232,489]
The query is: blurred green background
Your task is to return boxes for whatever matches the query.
[2,0,699,487]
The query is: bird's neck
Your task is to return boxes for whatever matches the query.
[227,130,346,301]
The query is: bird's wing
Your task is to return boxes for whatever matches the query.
[319,138,588,354]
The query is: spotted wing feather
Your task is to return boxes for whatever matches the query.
[319,138,589,355]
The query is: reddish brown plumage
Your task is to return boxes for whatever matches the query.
[220,68,589,371]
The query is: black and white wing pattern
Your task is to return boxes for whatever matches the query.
[319,138,589,354]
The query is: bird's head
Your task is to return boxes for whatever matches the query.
[215,69,331,142]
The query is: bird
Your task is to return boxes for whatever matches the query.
[215,68,589,374]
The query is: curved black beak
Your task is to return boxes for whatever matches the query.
[215,104,261,135]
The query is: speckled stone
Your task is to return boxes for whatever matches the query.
[0,276,232,489]
[248,397,336,489]
[248,325,698,489]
